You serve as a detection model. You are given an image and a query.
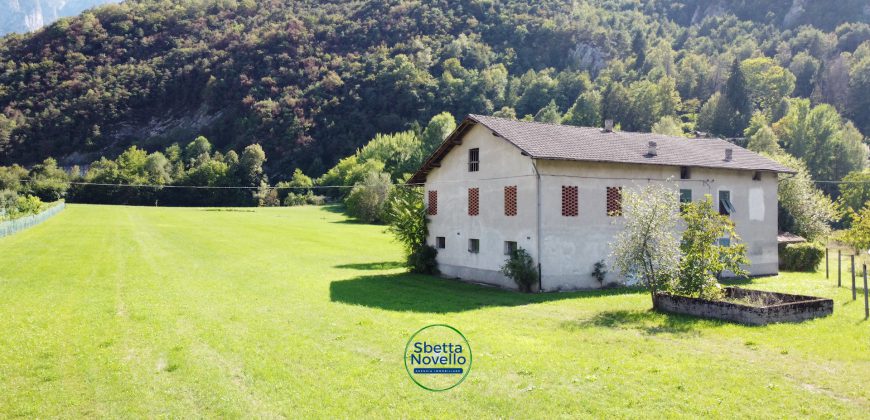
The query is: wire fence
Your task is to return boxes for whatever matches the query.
[0,201,66,238]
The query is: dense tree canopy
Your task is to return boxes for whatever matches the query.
[0,0,866,182]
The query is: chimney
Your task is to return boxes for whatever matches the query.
[725,148,733,161]
[603,119,614,132]
[648,141,657,156]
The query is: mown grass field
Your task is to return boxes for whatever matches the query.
[0,204,868,418]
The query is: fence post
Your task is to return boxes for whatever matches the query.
[864,264,869,320]
[825,248,829,279]
[837,249,841,287]
[852,255,857,301]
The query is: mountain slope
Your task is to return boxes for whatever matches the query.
[1,0,118,35]
[0,0,868,177]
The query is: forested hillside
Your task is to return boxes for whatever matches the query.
[0,0,868,179]
[0,0,117,35]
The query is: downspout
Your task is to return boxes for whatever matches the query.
[531,159,543,292]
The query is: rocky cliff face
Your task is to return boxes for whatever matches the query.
[1,0,116,35]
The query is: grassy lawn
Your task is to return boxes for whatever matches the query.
[0,204,868,418]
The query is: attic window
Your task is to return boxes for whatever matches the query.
[469,148,480,172]
[719,190,735,216]
[680,166,691,180]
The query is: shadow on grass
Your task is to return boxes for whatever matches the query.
[329,273,645,313]
[335,261,405,270]
[561,309,712,336]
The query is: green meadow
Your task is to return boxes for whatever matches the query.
[0,204,868,418]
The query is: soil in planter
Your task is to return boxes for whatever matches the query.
[722,293,784,308]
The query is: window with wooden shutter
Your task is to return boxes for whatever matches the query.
[606,187,622,216]
[561,186,578,216]
[468,187,479,216]
[504,186,517,216]
[427,190,438,215]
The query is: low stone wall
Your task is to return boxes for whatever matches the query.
[653,287,833,326]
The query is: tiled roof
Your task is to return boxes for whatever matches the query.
[409,115,795,184]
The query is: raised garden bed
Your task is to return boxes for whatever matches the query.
[653,287,833,325]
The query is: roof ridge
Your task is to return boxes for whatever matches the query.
[468,114,724,143]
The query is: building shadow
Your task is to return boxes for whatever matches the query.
[329,273,645,313]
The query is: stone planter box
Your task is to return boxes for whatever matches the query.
[653,287,833,326]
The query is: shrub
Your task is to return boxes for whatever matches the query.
[385,187,437,274]
[0,190,44,220]
[592,260,607,286]
[501,248,538,293]
[676,196,748,300]
[780,242,825,271]
[344,171,392,223]
[407,244,438,274]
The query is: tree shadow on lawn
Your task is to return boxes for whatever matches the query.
[329,273,646,313]
[561,309,720,336]
[335,261,405,270]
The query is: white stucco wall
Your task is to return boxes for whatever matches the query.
[424,124,538,289]
[537,161,779,291]
[423,126,780,291]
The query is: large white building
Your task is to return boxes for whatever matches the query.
[409,115,795,291]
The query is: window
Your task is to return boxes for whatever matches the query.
[504,186,517,216]
[468,148,479,172]
[680,189,692,206]
[752,171,762,181]
[719,190,735,215]
[435,236,446,249]
[606,187,623,216]
[561,186,578,216]
[468,238,480,253]
[680,166,691,180]
[504,241,518,255]
[718,236,731,247]
[427,190,438,215]
[468,187,479,216]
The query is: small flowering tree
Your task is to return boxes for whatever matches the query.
[675,196,748,299]
[610,183,681,303]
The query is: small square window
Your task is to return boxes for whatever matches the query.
[680,166,691,180]
[469,148,479,172]
[719,190,735,215]
[718,237,731,247]
[436,236,446,249]
[504,241,518,255]
[468,238,480,253]
[680,189,692,205]
[752,171,762,181]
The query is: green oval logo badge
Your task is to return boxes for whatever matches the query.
[404,324,472,391]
